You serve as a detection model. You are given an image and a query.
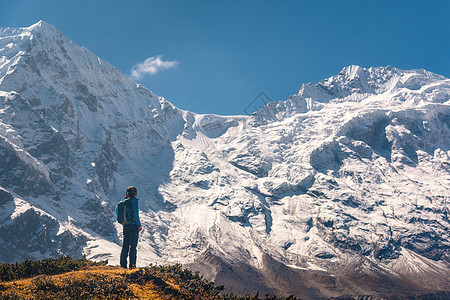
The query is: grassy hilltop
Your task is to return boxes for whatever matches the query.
[0,257,294,299]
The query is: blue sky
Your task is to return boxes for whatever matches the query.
[1,0,449,115]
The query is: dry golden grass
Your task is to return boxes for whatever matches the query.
[0,259,292,299]
[0,266,186,299]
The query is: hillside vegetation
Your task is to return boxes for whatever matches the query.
[0,257,295,299]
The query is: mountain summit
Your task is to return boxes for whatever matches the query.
[0,22,449,298]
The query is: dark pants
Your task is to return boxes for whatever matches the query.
[120,224,139,268]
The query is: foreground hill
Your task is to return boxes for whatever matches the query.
[0,21,449,297]
[0,257,294,299]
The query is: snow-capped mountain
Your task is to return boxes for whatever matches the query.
[0,21,449,298]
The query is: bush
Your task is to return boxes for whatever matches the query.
[29,273,134,299]
[131,264,294,300]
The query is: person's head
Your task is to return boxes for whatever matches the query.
[126,186,137,198]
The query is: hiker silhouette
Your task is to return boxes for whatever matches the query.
[118,186,142,269]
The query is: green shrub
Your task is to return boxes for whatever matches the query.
[28,273,134,299]
[131,264,294,300]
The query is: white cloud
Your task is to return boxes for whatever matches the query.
[130,55,179,80]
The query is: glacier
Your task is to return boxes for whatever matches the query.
[0,21,449,298]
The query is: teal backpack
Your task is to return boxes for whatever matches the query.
[116,198,134,225]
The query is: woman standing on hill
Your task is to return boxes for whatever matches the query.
[120,186,142,269]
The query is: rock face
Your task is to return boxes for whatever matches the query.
[0,188,13,206]
[0,21,449,298]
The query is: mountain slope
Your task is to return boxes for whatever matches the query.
[0,21,449,298]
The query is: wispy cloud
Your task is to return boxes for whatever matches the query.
[130,55,179,80]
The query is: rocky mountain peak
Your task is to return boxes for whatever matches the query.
[28,20,60,35]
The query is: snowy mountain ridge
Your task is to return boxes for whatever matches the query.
[254,64,448,123]
[0,21,449,298]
